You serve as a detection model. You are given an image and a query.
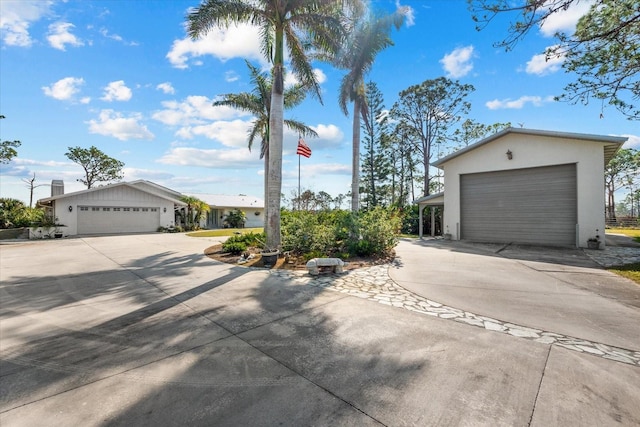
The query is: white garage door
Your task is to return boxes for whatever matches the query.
[77,206,160,234]
[460,164,577,247]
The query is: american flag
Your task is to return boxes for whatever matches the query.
[296,138,311,158]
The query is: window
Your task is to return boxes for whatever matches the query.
[103,207,110,212]
[142,208,149,212]
[123,208,130,212]
[113,207,121,212]
[133,208,140,212]
[92,207,100,211]
[150,208,158,212]
[80,206,88,211]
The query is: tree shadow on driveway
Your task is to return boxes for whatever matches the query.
[1,237,558,426]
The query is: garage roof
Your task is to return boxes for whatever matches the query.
[38,180,186,206]
[432,127,627,168]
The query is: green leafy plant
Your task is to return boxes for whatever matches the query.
[224,209,246,228]
[222,241,247,255]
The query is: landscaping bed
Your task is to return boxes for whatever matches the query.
[204,243,393,271]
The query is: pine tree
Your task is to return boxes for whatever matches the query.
[360,82,393,209]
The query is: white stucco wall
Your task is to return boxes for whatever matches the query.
[52,186,177,235]
[439,133,607,248]
[200,207,264,228]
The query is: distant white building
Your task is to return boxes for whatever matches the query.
[183,193,265,229]
[37,180,264,236]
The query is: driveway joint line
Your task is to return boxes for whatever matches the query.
[269,265,640,367]
[528,345,552,426]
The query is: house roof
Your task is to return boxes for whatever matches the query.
[432,127,627,168]
[38,180,187,206]
[414,192,444,205]
[184,193,265,209]
[129,180,182,197]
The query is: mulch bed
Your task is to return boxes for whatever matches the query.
[204,244,394,271]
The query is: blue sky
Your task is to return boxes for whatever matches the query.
[1,0,637,206]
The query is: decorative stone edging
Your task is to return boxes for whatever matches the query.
[269,265,640,367]
[584,246,640,268]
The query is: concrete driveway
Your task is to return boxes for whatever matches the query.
[1,234,639,426]
[390,239,640,351]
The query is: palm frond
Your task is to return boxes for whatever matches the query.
[187,0,262,39]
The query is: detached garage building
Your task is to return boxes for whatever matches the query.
[426,128,626,248]
[38,180,186,236]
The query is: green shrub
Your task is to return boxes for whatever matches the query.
[350,207,400,256]
[222,231,265,254]
[222,241,247,255]
[281,207,399,258]
[0,198,48,228]
[224,209,246,228]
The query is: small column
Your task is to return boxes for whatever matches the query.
[431,207,436,237]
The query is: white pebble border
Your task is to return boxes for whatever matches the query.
[270,264,640,367]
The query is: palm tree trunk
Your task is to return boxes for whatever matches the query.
[351,98,361,212]
[263,149,269,230]
[266,28,285,250]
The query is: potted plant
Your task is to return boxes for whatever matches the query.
[587,230,600,249]
[254,235,279,266]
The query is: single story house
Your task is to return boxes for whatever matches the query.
[416,128,626,248]
[183,193,265,229]
[37,180,264,236]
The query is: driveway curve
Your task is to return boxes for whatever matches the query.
[389,238,640,351]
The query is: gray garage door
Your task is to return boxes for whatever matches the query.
[77,206,160,234]
[460,164,577,246]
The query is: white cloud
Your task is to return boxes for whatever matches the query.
[101,80,132,102]
[157,146,261,168]
[42,77,85,101]
[166,23,263,69]
[300,163,350,177]
[539,0,594,37]
[485,95,554,110]
[620,134,640,149]
[47,22,83,51]
[152,95,246,127]
[440,46,474,78]
[0,0,53,47]
[156,82,175,94]
[283,68,327,88]
[308,124,344,147]
[122,167,174,181]
[178,119,253,147]
[396,0,415,27]
[225,71,239,82]
[87,109,154,141]
[99,27,138,46]
[525,45,565,75]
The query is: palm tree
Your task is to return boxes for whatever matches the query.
[188,0,348,250]
[213,60,318,220]
[179,195,207,230]
[334,11,403,212]
[192,199,211,229]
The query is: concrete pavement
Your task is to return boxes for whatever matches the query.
[1,234,639,426]
[390,239,640,351]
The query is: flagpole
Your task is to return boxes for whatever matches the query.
[298,152,301,211]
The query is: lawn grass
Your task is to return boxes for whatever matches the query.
[607,263,640,285]
[187,228,263,238]
[606,227,640,243]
